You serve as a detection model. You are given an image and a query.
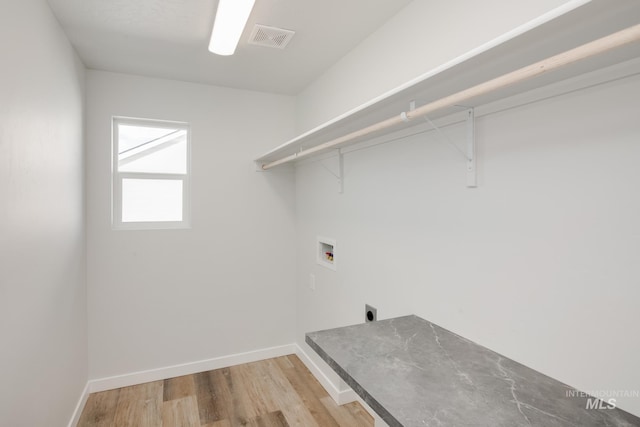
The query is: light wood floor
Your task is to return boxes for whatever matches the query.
[78,355,373,427]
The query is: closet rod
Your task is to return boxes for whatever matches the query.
[262,23,640,170]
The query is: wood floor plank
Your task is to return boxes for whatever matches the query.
[78,356,373,427]
[77,388,120,426]
[203,420,232,427]
[320,396,368,427]
[247,410,289,427]
[288,355,374,425]
[286,355,333,398]
[274,356,340,427]
[276,355,294,369]
[195,370,231,424]
[112,380,163,427]
[232,361,278,418]
[344,401,374,426]
[162,396,201,427]
[218,365,256,426]
[164,374,197,401]
[251,358,321,427]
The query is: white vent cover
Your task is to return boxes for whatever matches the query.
[248,24,295,49]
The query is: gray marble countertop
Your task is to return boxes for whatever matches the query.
[306,315,640,427]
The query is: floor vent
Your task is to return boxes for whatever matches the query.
[248,24,295,49]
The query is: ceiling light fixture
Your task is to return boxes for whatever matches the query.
[208,0,256,56]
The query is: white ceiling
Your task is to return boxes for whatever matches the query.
[47,0,413,95]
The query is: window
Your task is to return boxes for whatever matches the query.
[112,117,190,229]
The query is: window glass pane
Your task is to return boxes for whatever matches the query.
[118,125,187,174]
[121,179,183,222]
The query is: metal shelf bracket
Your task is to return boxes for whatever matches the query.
[421,104,477,188]
[338,149,344,194]
[466,108,477,188]
[319,149,345,193]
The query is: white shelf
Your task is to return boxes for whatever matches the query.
[255,0,640,168]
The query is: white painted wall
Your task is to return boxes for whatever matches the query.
[295,71,640,416]
[295,0,578,132]
[293,0,640,417]
[86,71,297,380]
[0,1,87,426]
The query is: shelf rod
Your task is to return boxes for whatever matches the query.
[261,23,640,170]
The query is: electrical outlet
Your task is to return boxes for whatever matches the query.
[309,273,316,291]
[365,304,377,322]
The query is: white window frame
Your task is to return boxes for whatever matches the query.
[112,116,191,230]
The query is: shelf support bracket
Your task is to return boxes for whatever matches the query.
[422,106,476,187]
[318,149,345,193]
[466,108,477,188]
[338,149,344,194]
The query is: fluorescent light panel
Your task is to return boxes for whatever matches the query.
[209,0,256,56]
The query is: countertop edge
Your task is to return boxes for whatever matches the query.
[304,334,402,427]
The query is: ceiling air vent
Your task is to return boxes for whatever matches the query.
[248,24,295,49]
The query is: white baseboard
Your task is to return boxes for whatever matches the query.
[69,343,368,426]
[88,343,296,393]
[68,344,297,426]
[67,382,90,427]
[294,344,358,405]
